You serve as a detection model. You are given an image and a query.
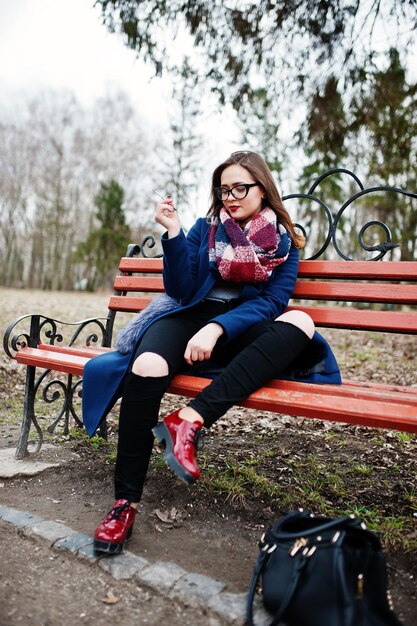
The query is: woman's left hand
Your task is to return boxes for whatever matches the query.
[184,323,224,365]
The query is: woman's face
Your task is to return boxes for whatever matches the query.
[220,164,264,226]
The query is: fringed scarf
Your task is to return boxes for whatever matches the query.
[208,207,290,283]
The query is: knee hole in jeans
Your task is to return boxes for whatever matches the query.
[132,352,170,377]
[274,310,315,339]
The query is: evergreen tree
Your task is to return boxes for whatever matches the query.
[298,49,417,260]
[350,49,417,259]
[76,180,131,290]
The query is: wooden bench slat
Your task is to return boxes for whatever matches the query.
[114,276,164,292]
[293,281,417,304]
[266,378,417,405]
[113,275,417,305]
[15,347,88,375]
[168,376,417,433]
[297,260,417,280]
[108,296,152,312]
[287,306,417,332]
[13,349,417,433]
[119,258,163,273]
[108,295,417,331]
[342,379,417,397]
[37,344,111,358]
[118,257,417,281]
[21,346,417,402]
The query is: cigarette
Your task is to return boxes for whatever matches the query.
[153,189,176,211]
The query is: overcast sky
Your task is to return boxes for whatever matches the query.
[0,0,241,215]
[0,0,176,117]
[0,0,238,150]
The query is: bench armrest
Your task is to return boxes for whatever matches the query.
[3,313,109,360]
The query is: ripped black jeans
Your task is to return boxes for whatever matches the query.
[114,301,311,502]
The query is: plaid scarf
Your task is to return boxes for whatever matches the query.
[208,207,290,283]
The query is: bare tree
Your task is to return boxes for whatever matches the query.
[0,89,160,289]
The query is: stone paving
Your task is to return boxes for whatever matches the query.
[0,445,62,478]
[0,504,272,626]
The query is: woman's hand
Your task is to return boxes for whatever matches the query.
[184,323,224,365]
[154,196,180,238]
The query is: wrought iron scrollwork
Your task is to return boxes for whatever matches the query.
[3,314,108,359]
[9,331,30,354]
[42,319,63,345]
[330,185,414,261]
[13,371,84,456]
[3,313,107,456]
[282,169,416,260]
[3,314,35,358]
[358,221,397,259]
[43,375,83,435]
[67,318,107,347]
[307,168,365,195]
[126,243,141,257]
[282,193,333,260]
[140,235,163,258]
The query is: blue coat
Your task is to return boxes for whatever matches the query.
[83,218,341,436]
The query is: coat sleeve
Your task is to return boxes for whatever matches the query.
[160,219,205,303]
[210,246,299,341]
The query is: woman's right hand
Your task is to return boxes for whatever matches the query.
[184,323,224,366]
[155,197,180,238]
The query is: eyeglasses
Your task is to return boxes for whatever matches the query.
[214,183,259,202]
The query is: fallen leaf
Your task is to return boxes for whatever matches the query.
[155,508,173,524]
[102,590,120,605]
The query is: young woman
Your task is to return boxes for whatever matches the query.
[83,151,341,555]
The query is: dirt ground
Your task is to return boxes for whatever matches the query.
[0,521,225,626]
[1,288,417,625]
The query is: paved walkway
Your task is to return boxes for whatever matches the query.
[0,503,271,626]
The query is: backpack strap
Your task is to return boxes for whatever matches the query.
[246,548,308,626]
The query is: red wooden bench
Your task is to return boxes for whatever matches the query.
[4,254,417,460]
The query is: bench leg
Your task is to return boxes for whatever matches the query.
[15,365,43,460]
[15,369,103,459]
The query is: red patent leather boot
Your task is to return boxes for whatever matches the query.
[93,499,136,554]
[152,409,203,485]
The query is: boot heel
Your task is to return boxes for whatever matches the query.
[152,422,170,449]
[152,411,201,485]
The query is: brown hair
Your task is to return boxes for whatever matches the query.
[207,151,305,249]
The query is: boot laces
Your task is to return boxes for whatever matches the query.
[186,426,205,451]
[106,501,131,521]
